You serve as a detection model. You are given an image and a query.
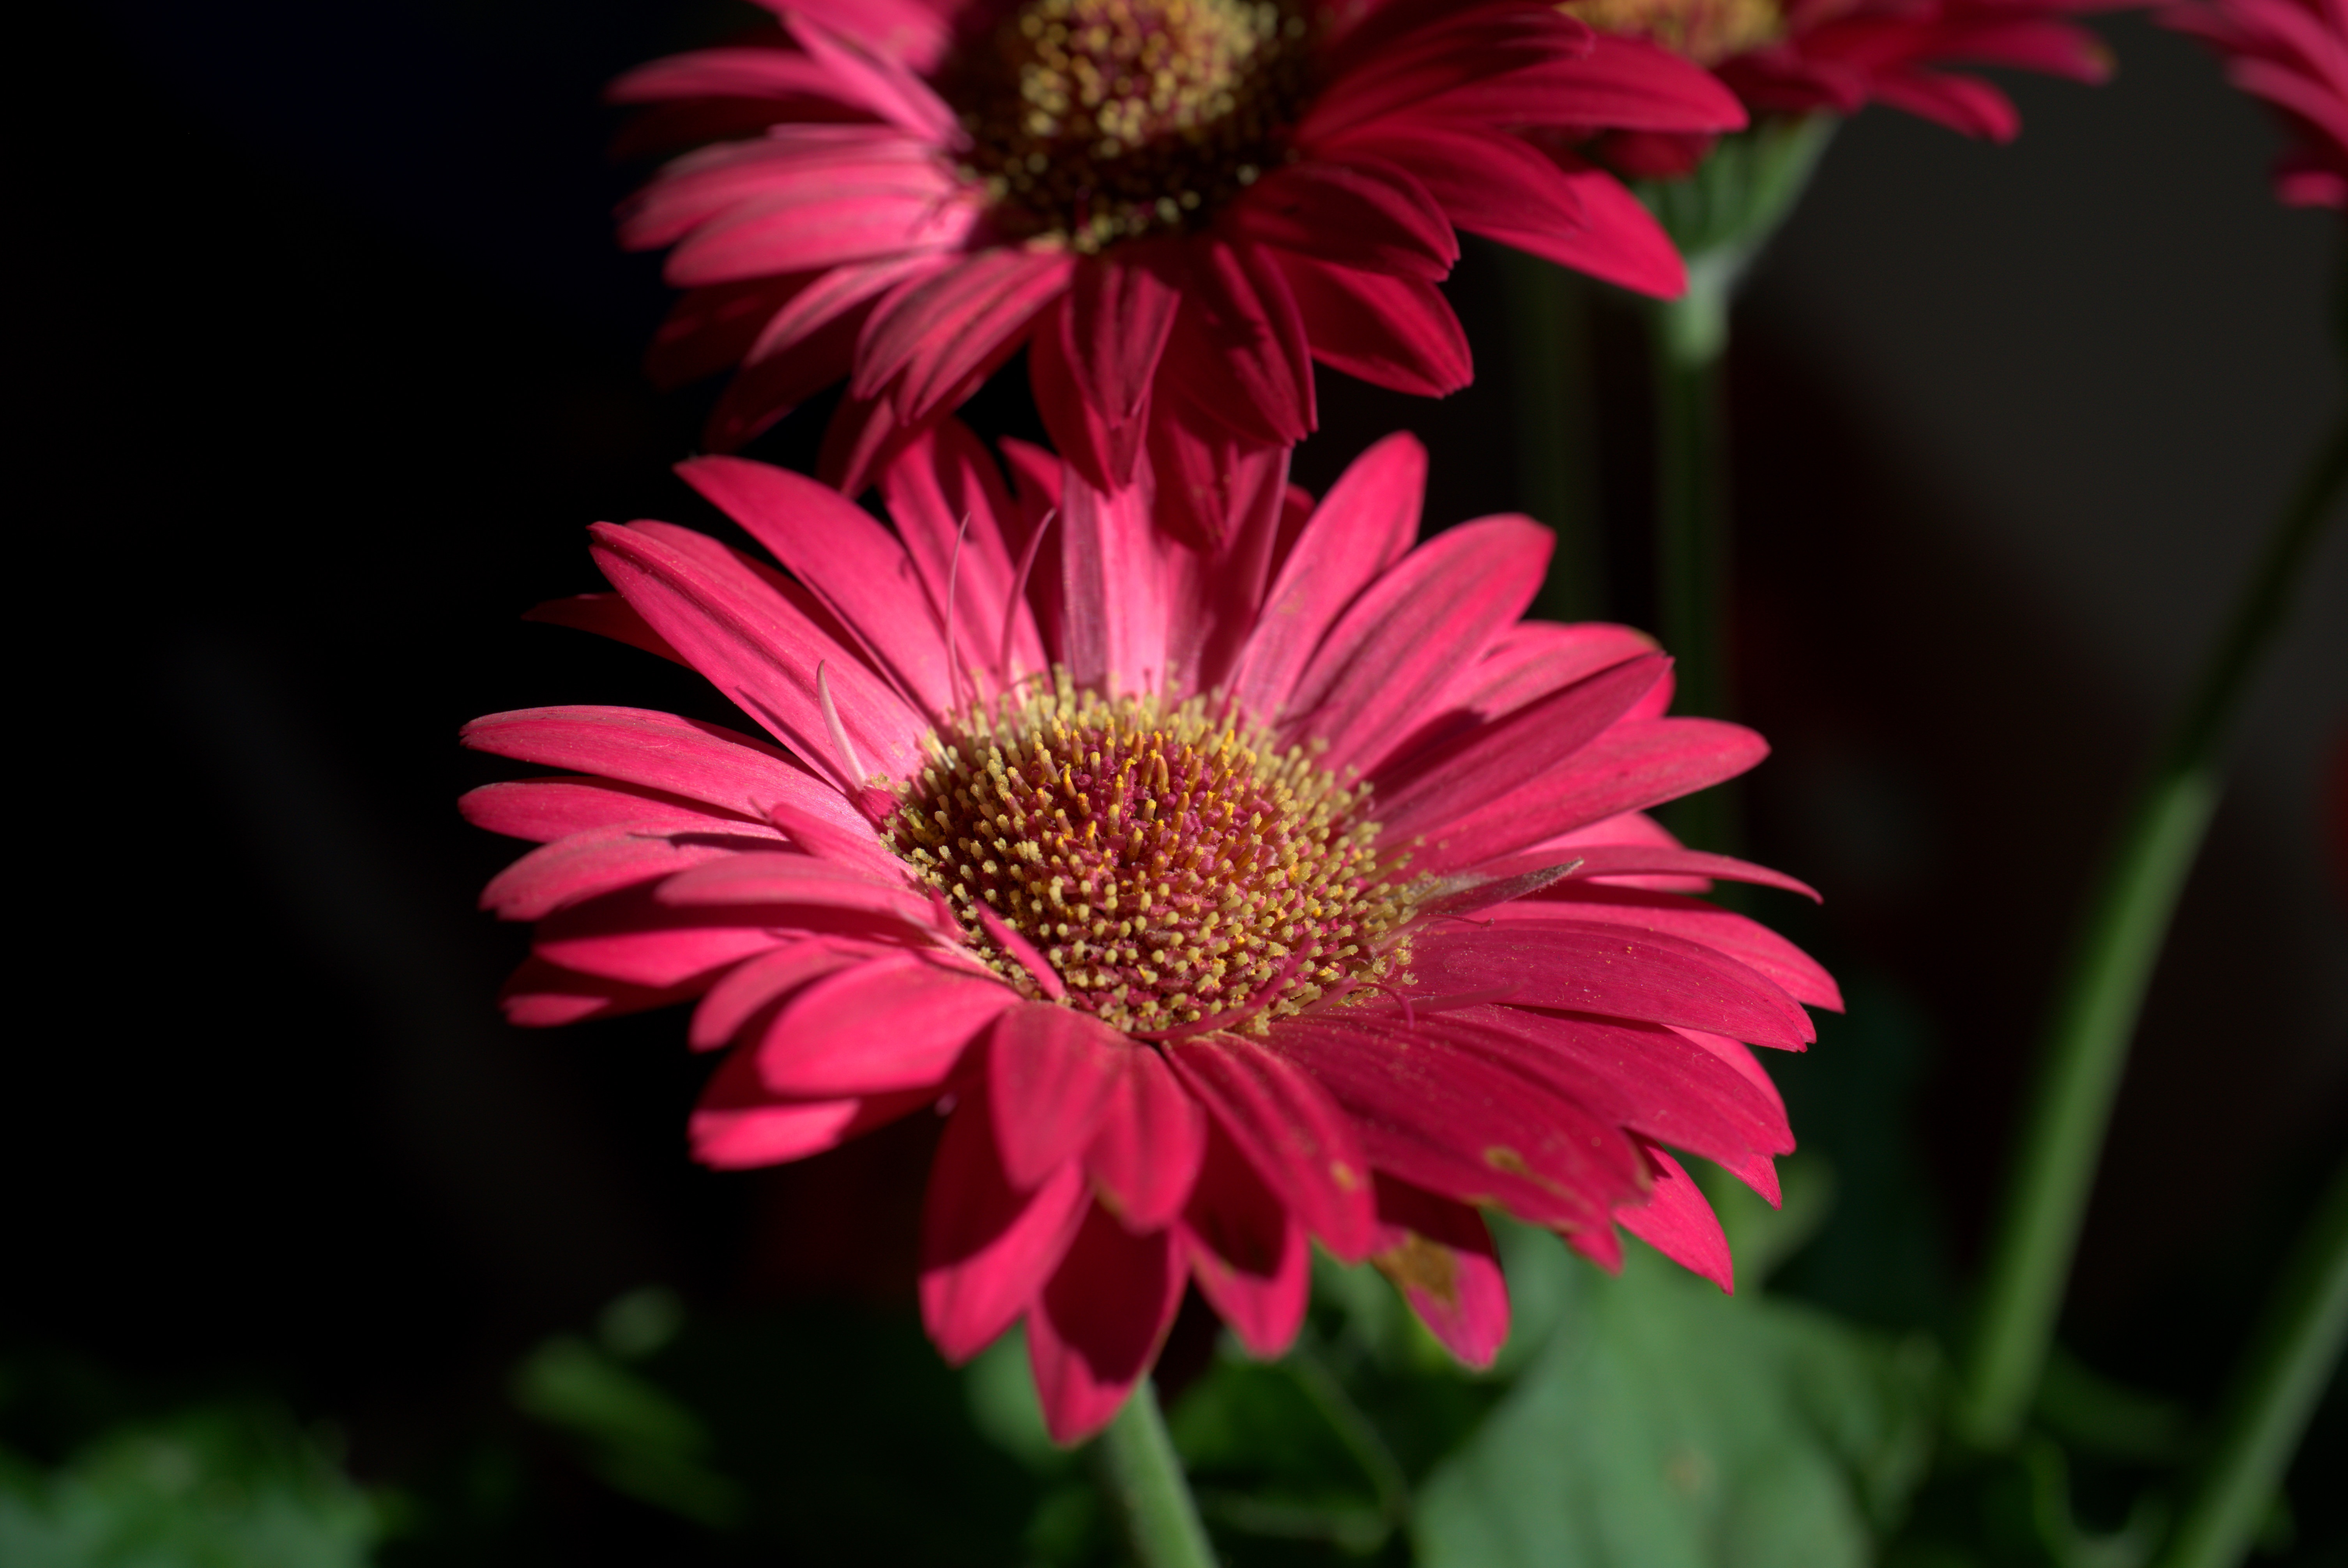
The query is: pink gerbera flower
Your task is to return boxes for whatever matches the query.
[2164,0,2348,207]
[1565,0,2120,174]
[608,0,1744,512]
[461,429,1837,1441]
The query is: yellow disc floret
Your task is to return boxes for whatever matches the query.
[889,673,1417,1034]
[944,0,1315,251]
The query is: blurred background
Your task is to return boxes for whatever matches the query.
[15,0,2344,1561]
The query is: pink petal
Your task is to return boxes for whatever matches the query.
[678,455,955,713]
[780,0,954,72]
[1156,239,1315,447]
[1409,923,1815,1047]
[988,1003,1128,1190]
[1026,1207,1187,1443]
[1179,1120,1310,1358]
[689,938,879,1049]
[589,521,928,788]
[743,251,953,369]
[522,593,689,665]
[921,1088,1093,1362]
[1370,1175,1511,1368]
[1378,621,1660,763]
[1064,245,1184,429]
[482,829,774,921]
[1226,431,1425,723]
[1273,252,1472,397]
[1616,1145,1733,1291]
[1503,885,1842,1011]
[462,706,852,826]
[1416,718,1769,875]
[1415,36,1748,132]
[498,954,705,1027]
[879,417,1045,688]
[1269,1016,1646,1234]
[754,952,1014,1095]
[644,274,809,392]
[690,1049,933,1168]
[782,12,962,143]
[1472,151,1687,299]
[461,777,764,845]
[855,249,1074,420]
[534,887,790,988]
[1085,1046,1208,1231]
[666,183,974,288]
[1370,652,1667,838]
[1167,1035,1378,1260]
[1281,515,1551,774]
[1030,299,1147,493]
[1231,158,1457,281]
[607,45,845,106]
[1059,464,1169,698]
[652,850,936,925]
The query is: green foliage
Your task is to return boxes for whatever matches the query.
[1413,1236,1938,1568]
[0,1404,381,1568]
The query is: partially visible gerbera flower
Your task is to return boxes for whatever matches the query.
[1565,0,2121,176]
[2164,0,2348,207]
[608,0,1744,510]
[461,428,1837,1441]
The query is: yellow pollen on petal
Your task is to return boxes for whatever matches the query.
[888,670,1422,1034]
[944,0,1317,251]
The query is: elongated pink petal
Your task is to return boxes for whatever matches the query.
[1156,240,1315,447]
[1471,152,1687,298]
[1499,886,1843,1011]
[1409,923,1814,1046]
[1416,36,1748,132]
[1372,653,1666,837]
[620,129,941,249]
[679,455,955,713]
[1417,718,1769,874]
[1282,515,1551,773]
[1325,120,1586,240]
[1168,1035,1378,1260]
[780,0,954,71]
[463,706,853,826]
[1059,466,1169,698]
[783,12,962,143]
[590,521,927,787]
[1231,157,1457,281]
[689,938,878,1048]
[522,593,689,665]
[921,1086,1092,1362]
[989,1003,1128,1190]
[1616,1145,1733,1291]
[1031,300,1147,493]
[1488,840,1819,900]
[755,953,1013,1095]
[654,850,934,923]
[1271,1015,1647,1235]
[1273,252,1472,397]
[667,184,975,288]
[1379,622,1659,763]
[691,1049,934,1167]
[1227,432,1425,722]
[535,888,791,987]
[1085,1046,1208,1231]
[461,777,764,845]
[743,251,952,369]
[1065,245,1184,429]
[607,45,845,106]
[499,954,706,1027]
[1179,1120,1310,1357]
[855,248,1073,420]
[879,418,1045,687]
[1369,1175,1510,1367]
[1027,1208,1187,1442]
[483,829,775,922]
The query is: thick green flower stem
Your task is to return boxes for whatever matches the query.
[1649,257,1738,851]
[1091,1379,1216,1568]
[2155,1156,2348,1568]
[1957,418,2348,1449]
[1500,249,1607,623]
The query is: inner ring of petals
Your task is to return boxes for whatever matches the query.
[888,673,1418,1033]
[942,0,1315,251]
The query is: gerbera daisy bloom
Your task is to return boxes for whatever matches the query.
[2164,0,2348,207]
[608,0,1745,512]
[1564,0,2120,177]
[461,428,1837,1441]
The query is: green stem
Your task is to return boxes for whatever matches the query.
[1649,258,1737,851]
[2155,1157,2348,1568]
[1500,248,1607,623]
[1956,418,2348,1448]
[1090,1379,1216,1568]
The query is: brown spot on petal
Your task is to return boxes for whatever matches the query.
[1372,1232,1459,1310]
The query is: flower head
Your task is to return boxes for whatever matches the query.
[1567,0,2121,175]
[610,0,1745,507]
[463,430,1837,1440]
[2164,0,2348,207]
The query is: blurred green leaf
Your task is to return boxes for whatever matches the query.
[511,1334,741,1527]
[0,1405,380,1568]
[1414,1236,1938,1568]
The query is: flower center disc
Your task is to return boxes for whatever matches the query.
[890,677,1415,1035]
[1564,0,1782,65]
[944,0,1314,251]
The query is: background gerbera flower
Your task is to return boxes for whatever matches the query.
[461,426,1837,1441]
[2163,0,2348,207]
[1565,0,2123,176]
[608,0,1744,511]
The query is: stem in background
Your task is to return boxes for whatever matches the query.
[1956,419,2348,1449]
[1648,257,1738,851]
[1090,1379,1216,1568]
[2155,1157,2348,1568]
[1500,248,1607,623]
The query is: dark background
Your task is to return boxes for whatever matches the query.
[15,0,2344,1557]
